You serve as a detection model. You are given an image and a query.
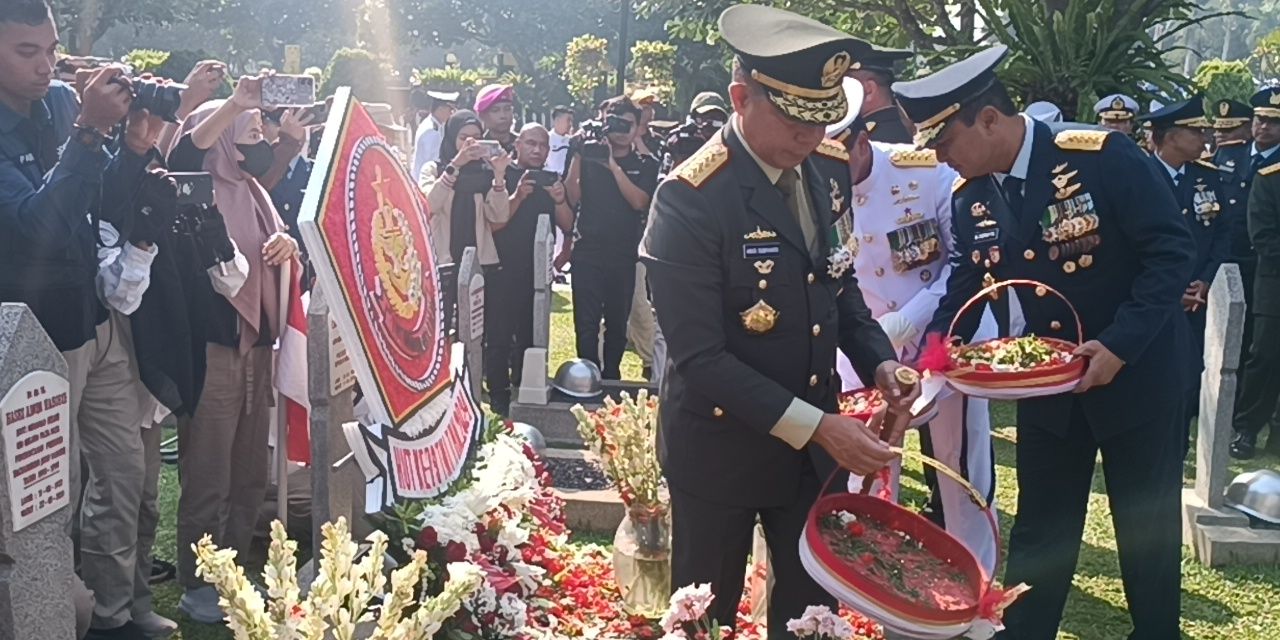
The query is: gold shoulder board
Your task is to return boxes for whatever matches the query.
[674,141,730,188]
[815,138,850,162]
[1194,159,1219,171]
[1259,163,1280,177]
[952,176,969,193]
[1054,129,1110,151]
[1218,139,1246,147]
[890,149,938,168]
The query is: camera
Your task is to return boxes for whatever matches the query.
[109,76,188,123]
[579,115,634,163]
[664,118,722,167]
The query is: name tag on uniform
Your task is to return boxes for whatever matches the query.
[743,242,781,259]
[973,229,1000,244]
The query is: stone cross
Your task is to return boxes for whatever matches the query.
[306,288,367,558]
[1196,263,1247,508]
[0,303,75,640]
[517,215,555,405]
[456,247,485,401]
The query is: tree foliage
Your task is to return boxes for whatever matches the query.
[123,49,171,73]
[1194,59,1257,106]
[563,35,613,106]
[321,48,388,103]
[54,0,199,54]
[630,40,678,105]
[1256,28,1280,79]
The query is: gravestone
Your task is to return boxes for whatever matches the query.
[456,247,484,401]
[0,303,75,640]
[1182,264,1280,565]
[518,215,555,405]
[307,287,367,557]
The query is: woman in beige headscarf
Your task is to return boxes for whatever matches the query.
[164,75,300,624]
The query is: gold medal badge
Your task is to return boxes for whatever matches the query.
[740,300,779,334]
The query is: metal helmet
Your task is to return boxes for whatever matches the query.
[1225,469,1280,524]
[551,358,603,398]
[509,422,547,455]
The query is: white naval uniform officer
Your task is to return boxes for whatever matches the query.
[829,79,998,574]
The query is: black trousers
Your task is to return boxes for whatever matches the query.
[483,268,534,416]
[998,401,1183,640]
[571,259,636,379]
[1234,314,1280,440]
[670,472,835,640]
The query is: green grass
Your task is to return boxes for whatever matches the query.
[150,294,1280,639]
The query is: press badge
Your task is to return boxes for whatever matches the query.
[743,242,782,259]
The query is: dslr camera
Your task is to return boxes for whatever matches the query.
[578,114,634,163]
[112,76,188,123]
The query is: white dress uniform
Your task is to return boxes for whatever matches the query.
[836,141,999,575]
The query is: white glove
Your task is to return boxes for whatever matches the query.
[877,311,918,350]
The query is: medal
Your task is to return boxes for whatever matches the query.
[740,300,779,334]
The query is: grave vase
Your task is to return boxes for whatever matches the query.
[612,502,671,618]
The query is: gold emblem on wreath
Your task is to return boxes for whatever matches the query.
[370,167,424,320]
[822,52,852,89]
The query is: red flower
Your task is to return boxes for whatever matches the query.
[417,526,438,549]
[846,522,866,537]
[859,552,875,566]
[445,541,468,562]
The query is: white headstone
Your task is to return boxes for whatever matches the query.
[0,304,75,640]
[1196,264,1247,508]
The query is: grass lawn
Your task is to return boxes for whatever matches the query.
[150,289,1280,639]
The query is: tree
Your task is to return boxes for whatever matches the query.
[563,35,613,106]
[321,48,389,103]
[54,0,198,54]
[630,40,677,105]
[1256,27,1280,79]
[1194,59,1257,106]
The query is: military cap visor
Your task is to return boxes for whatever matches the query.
[1138,97,1209,130]
[891,45,1008,148]
[1251,87,1280,119]
[1213,99,1252,129]
[719,5,870,126]
[426,90,460,104]
[854,44,912,76]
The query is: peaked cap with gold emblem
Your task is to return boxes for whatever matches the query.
[1094,94,1139,121]
[891,45,1008,148]
[1138,96,1210,130]
[1213,99,1251,129]
[719,5,870,126]
[1251,86,1280,119]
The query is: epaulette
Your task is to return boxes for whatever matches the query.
[952,176,969,193]
[1054,130,1110,152]
[673,141,730,188]
[890,149,938,168]
[1259,163,1280,177]
[1217,139,1247,147]
[815,138,850,162]
[1194,159,1219,171]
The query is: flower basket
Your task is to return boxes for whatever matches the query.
[941,279,1085,399]
[838,387,937,428]
[800,449,1026,639]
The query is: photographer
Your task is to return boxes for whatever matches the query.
[165,76,301,624]
[663,91,729,173]
[0,4,168,639]
[486,123,574,415]
[565,96,658,379]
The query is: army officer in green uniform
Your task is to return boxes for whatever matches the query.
[640,5,919,637]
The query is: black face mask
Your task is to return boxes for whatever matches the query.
[236,141,273,178]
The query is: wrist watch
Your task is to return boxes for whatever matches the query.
[72,125,108,151]
[443,163,458,177]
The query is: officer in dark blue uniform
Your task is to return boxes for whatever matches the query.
[1212,98,1255,301]
[847,44,914,144]
[640,6,920,637]
[1231,87,1280,458]
[894,46,1195,640]
[1139,98,1227,444]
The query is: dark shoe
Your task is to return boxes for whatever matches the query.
[149,559,175,585]
[1231,432,1258,460]
[85,621,150,640]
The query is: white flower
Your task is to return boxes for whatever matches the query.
[837,511,858,526]
[785,605,853,639]
[661,583,715,632]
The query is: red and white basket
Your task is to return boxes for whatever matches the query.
[800,450,1027,639]
[837,387,938,428]
[942,279,1085,400]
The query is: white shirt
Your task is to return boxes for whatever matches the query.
[412,115,446,180]
[1252,142,1279,161]
[94,221,250,315]
[1155,153,1186,184]
[546,130,572,174]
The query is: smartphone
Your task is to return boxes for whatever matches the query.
[299,102,329,124]
[170,172,215,207]
[476,140,506,159]
[527,169,559,188]
[261,74,316,108]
